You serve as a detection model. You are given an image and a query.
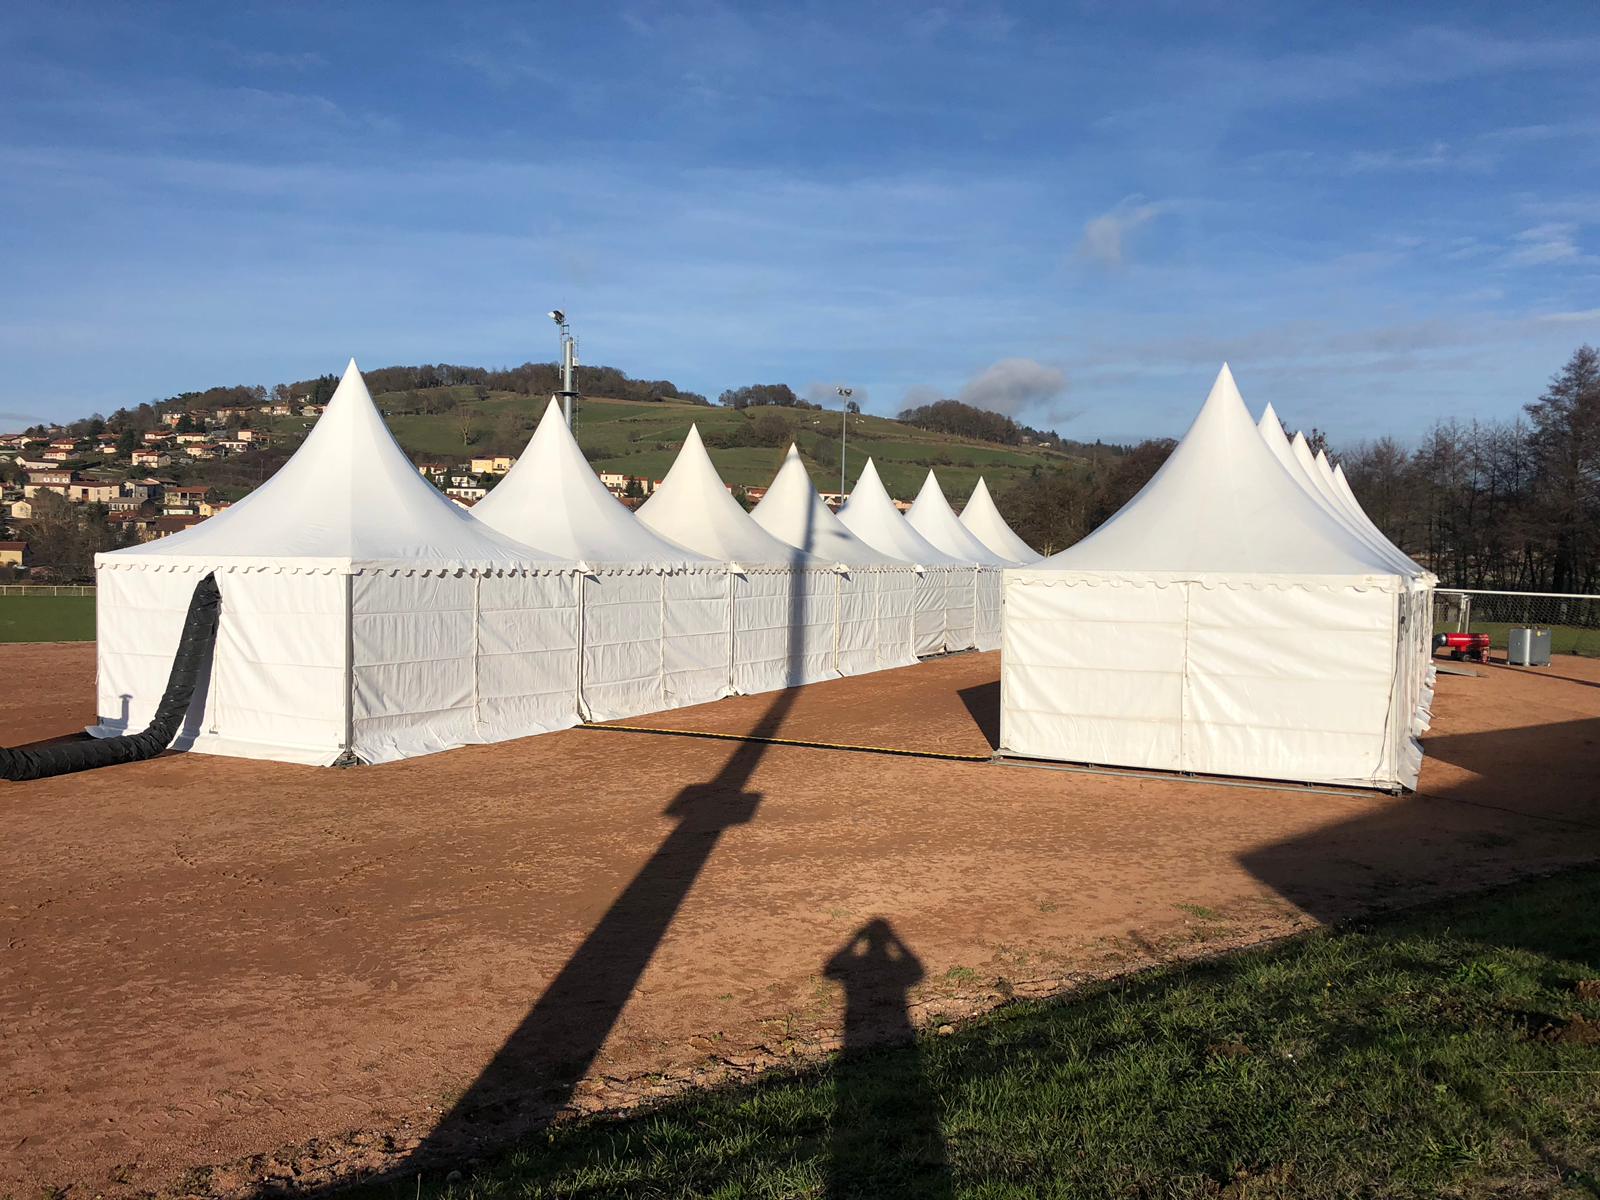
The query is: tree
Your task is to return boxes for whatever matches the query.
[457,406,479,448]
[116,426,140,455]
[750,409,791,447]
[1524,344,1600,592]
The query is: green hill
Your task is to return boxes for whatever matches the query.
[366,390,1089,504]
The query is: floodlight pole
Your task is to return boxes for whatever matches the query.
[550,311,579,431]
[836,386,853,498]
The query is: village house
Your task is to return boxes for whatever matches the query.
[66,480,119,504]
[142,430,173,444]
[215,438,250,453]
[41,449,75,462]
[23,469,74,497]
[160,411,184,427]
[5,499,32,521]
[175,431,208,444]
[130,449,170,468]
[148,515,206,540]
[445,483,486,502]
[162,485,210,515]
[16,457,57,471]
[183,445,217,460]
[469,455,516,476]
[415,462,447,480]
[236,428,264,443]
[0,540,26,568]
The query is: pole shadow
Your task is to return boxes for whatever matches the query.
[384,474,823,1179]
[824,919,952,1199]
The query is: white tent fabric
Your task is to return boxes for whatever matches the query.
[1256,405,1436,741]
[837,458,968,656]
[907,470,1011,652]
[469,399,732,719]
[1001,365,1421,790]
[961,477,1043,564]
[93,361,586,766]
[751,445,918,674]
[637,427,838,694]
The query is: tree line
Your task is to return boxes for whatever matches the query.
[988,346,1600,591]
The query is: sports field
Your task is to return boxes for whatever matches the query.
[0,593,95,642]
[1,649,1597,1196]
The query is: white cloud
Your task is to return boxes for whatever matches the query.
[1506,222,1581,266]
[1079,196,1164,268]
[1535,308,1600,324]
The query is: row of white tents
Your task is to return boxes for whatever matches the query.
[91,361,1039,766]
[998,365,1435,791]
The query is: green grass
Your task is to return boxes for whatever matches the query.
[0,595,95,642]
[366,868,1600,1199]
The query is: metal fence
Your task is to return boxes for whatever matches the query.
[1434,589,1600,658]
[0,583,96,597]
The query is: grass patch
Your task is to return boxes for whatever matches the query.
[0,595,95,643]
[367,868,1600,1198]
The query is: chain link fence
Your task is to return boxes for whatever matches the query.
[1434,589,1600,658]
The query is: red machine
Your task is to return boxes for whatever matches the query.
[1434,631,1490,663]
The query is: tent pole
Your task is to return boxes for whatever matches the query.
[337,570,356,766]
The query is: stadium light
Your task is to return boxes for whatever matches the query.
[836,387,853,497]
[549,310,577,430]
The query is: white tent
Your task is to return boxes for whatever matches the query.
[907,470,1011,652]
[1001,365,1422,790]
[470,399,732,719]
[961,477,1043,564]
[93,361,586,765]
[750,444,918,675]
[837,458,969,656]
[636,427,838,694]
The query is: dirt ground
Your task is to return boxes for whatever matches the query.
[2,646,1598,1197]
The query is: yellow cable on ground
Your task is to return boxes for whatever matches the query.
[578,722,993,762]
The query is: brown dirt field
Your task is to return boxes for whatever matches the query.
[2,645,1598,1197]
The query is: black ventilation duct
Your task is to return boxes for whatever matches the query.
[2,573,221,782]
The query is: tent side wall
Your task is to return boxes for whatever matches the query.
[661,569,735,708]
[1000,571,1414,789]
[872,567,919,671]
[731,568,839,695]
[913,569,947,655]
[974,567,1003,651]
[578,569,667,722]
[469,571,583,750]
[944,566,977,651]
[94,564,347,765]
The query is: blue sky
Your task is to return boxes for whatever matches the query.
[2,1,1597,443]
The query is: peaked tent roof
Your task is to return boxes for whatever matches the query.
[750,445,905,567]
[101,360,571,572]
[908,471,1014,565]
[471,398,711,568]
[1255,404,1417,577]
[635,425,826,567]
[1040,365,1398,577]
[959,476,1042,563]
[837,458,964,567]
[1317,448,1428,576]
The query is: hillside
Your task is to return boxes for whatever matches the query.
[237,388,1104,505]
